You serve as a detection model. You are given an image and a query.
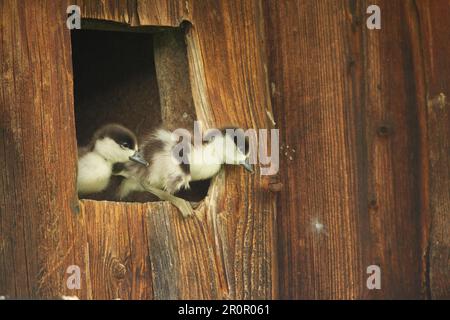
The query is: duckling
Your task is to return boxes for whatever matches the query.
[117,126,253,217]
[77,123,148,196]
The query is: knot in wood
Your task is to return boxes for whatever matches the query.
[369,198,379,210]
[377,124,392,137]
[262,176,283,193]
[111,259,127,280]
[268,182,283,193]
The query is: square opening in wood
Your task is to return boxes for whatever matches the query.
[71,21,210,203]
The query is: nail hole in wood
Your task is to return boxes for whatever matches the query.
[376,124,392,137]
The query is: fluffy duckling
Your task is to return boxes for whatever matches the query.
[77,123,148,196]
[117,126,253,217]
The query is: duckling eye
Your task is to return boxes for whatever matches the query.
[121,142,130,149]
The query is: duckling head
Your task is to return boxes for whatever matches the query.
[91,124,148,166]
[204,127,254,173]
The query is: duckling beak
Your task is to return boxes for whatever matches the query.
[129,151,149,167]
[240,159,254,173]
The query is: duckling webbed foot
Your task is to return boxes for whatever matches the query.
[140,183,194,218]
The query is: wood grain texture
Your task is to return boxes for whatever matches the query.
[265,0,429,299]
[360,0,428,299]
[0,0,83,298]
[265,0,365,299]
[74,0,189,27]
[136,0,189,27]
[146,200,223,299]
[79,200,153,299]
[416,0,450,299]
[74,0,133,25]
[153,28,196,130]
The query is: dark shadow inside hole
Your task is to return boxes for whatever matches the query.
[80,176,211,203]
[71,25,210,203]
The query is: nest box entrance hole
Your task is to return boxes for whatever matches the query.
[71,20,210,203]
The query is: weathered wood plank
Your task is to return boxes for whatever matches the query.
[74,0,188,27]
[186,0,277,299]
[416,0,450,299]
[265,0,427,299]
[153,29,196,130]
[360,0,428,299]
[265,0,366,299]
[0,0,84,298]
[136,0,189,27]
[74,0,133,25]
[425,93,450,299]
[146,201,222,299]
[79,200,153,299]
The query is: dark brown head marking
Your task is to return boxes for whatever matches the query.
[90,124,137,150]
[220,126,250,156]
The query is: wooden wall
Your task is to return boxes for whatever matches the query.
[416,0,450,300]
[264,0,449,299]
[0,0,448,299]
